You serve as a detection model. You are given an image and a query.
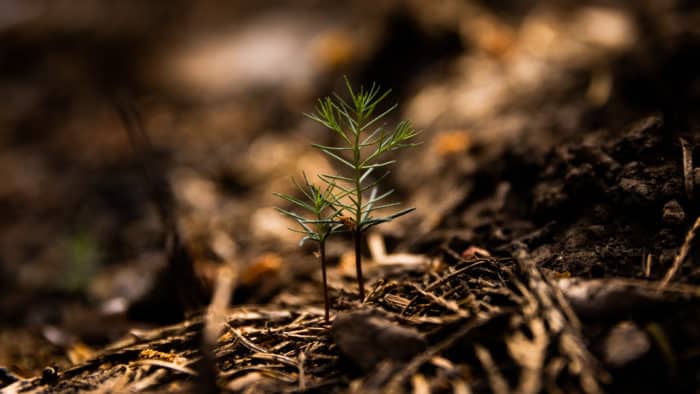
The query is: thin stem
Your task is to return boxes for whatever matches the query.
[303,79,418,303]
[354,231,365,300]
[353,114,366,300]
[320,241,330,323]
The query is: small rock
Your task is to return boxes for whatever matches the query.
[332,310,427,370]
[662,199,685,225]
[604,321,650,367]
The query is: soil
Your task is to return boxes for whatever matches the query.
[1,1,700,393]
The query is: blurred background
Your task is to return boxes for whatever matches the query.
[1,0,699,376]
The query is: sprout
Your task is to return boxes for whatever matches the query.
[274,173,341,323]
[277,77,420,320]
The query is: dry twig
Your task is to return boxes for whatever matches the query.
[659,216,700,290]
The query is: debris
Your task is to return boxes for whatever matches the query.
[411,373,430,394]
[662,200,685,225]
[680,138,694,201]
[240,253,282,286]
[659,217,700,290]
[40,366,58,385]
[559,277,700,318]
[332,311,427,370]
[514,248,604,394]
[0,367,21,388]
[226,371,264,392]
[474,345,509,394]
[433,130,472,156]
[66,342,94,365]
[461,246,491,259]
[603,322,650,368]
[368,232,430,268]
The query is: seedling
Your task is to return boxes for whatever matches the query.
[306,77,420,299]
[274,173,342,322]
[276,79,418,315]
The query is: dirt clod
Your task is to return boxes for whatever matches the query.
[662,199,686,225]
[332,310,427,370]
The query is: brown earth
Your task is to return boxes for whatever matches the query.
[1,1,700,393]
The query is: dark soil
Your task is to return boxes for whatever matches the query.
[1,1,700,393]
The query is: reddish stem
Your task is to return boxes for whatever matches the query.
[320,242,330,323]
[354,231,365,300]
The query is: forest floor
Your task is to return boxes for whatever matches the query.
[1,1,700,393]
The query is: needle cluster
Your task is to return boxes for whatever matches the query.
[276,78,420,322]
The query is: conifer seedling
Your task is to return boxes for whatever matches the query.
[276,79,418,319]
[305,78,420,299]
[274,173,341,323]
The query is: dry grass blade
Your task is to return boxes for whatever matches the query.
[425,260,494,291]
[250,352,299,368]
[644,253,653,278]
[297,352,306,392]
[658,216,700,290]
[128,368,168,392]
[132,360,198,376]
[406,283,469,317]
[224,323,269,354]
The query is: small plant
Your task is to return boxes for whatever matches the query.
[274,173,341,322]
[306,78,419,299]
[276,78,419,319]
